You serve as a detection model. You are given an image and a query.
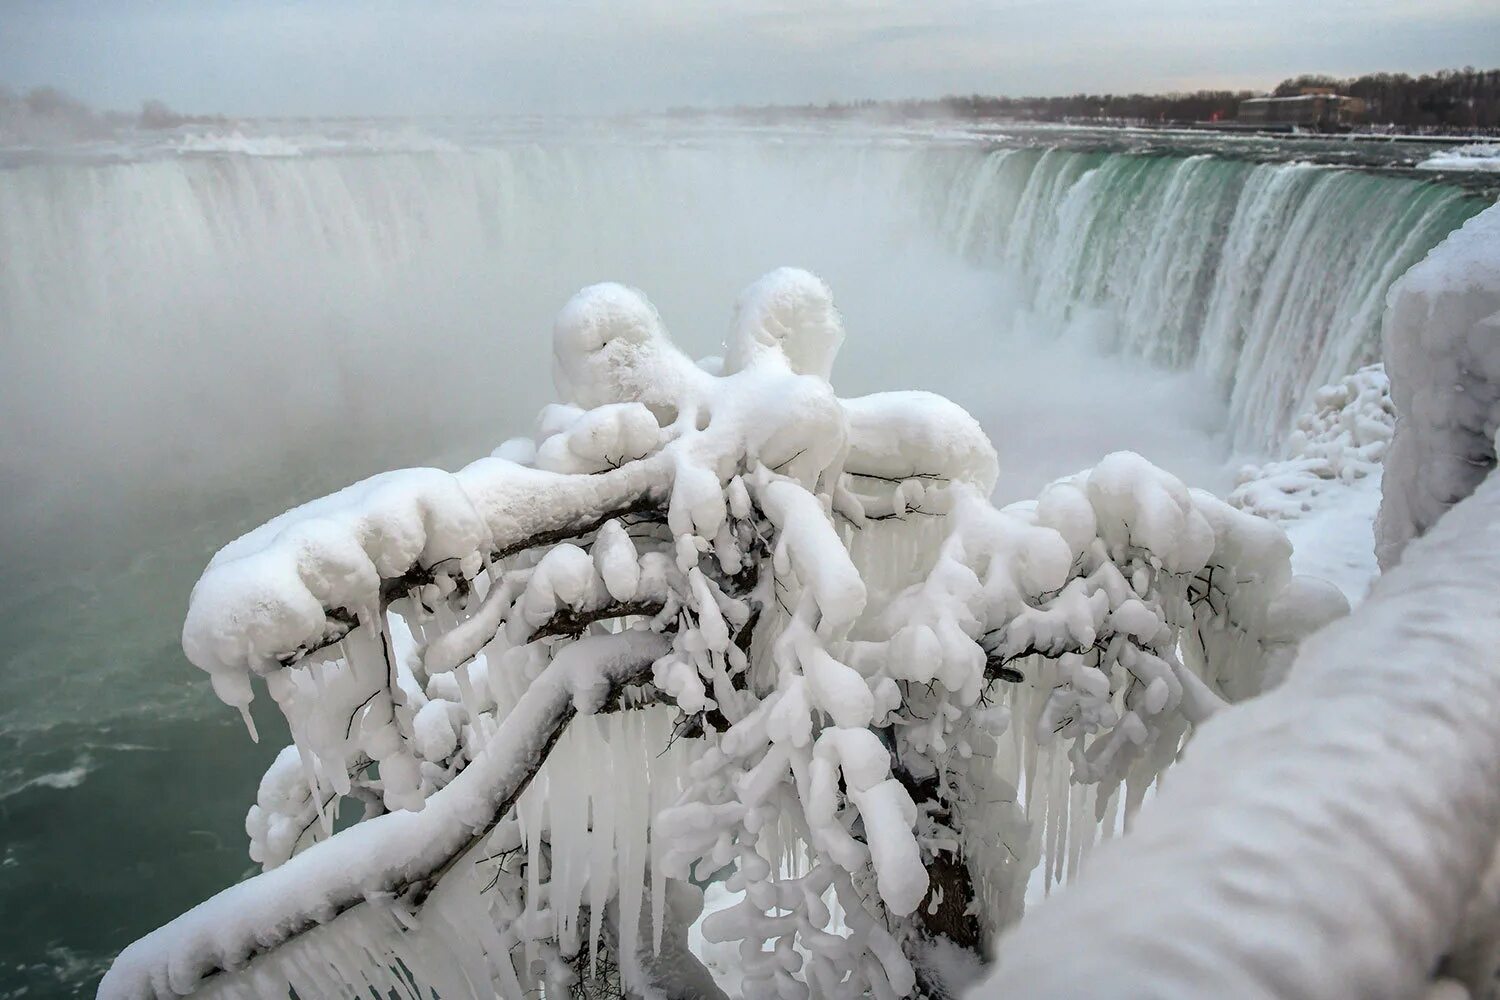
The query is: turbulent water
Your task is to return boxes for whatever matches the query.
[0,121,1487,996]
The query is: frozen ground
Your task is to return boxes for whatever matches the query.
[1229,365,1394,605]
[1282,474,1382,605]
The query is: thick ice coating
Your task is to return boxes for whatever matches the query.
[723,266,845,379]
[109,268,1323,1000]
[1378,202,1500,569]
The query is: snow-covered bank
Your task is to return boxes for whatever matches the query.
[1230,364,1393,604]
[1278,476,1382,606]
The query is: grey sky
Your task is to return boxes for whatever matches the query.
[2,0,1497,115]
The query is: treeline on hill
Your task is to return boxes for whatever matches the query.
[1273,68,1500,129]
[682,67,1500,133]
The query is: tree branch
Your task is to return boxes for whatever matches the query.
[278,498,669,668]
[529,600,668,641]
[101,630,675,1000]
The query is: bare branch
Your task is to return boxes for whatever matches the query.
[529,600,669,641]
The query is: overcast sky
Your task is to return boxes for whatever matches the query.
[2,0,1497,116]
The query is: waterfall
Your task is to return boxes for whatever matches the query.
[922,145,1486,449]
[0,143,927,573]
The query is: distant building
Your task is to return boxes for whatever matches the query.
[1237,93,1367,131]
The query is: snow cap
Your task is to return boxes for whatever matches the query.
[725,267,844,380]
[552,282,671,408]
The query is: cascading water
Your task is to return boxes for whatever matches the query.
[0,125,1486,996]
[920,145,1484,450]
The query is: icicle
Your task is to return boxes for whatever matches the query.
[615,711,649,978]
[1052,759,1070,886]
[587,715,615,978]
[237,702,259,743]
[548,722,591,955]
[519,768,546,974]
[649,709,680,955]
[454,664,482,753]
[1043,749,1064,891]
[1066,780,1088,881]
[1099,785,1122,841]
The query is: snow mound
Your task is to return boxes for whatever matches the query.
[1230,364,1393,521]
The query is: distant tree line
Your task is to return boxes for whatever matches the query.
[888,90,1255,125]
[676,67,1500,134]
[670,92,1254,127]
[0,86,226,144]
[1272,68,1500,129]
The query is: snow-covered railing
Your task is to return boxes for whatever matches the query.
[1378,202,1500,569]
[980,200,1500,1000]
[102,269,1329,1000]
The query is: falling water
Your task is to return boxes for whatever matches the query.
[918,145,1484,449]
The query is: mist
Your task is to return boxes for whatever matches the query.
[0,137,1228,583]
[0,133,1238,749]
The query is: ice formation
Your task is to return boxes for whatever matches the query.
[1229,364,1393,522]
[978,461,1500,999]
[103,270,1323,1000]
[1418,143,1500,174]
[1378,202,1500,570]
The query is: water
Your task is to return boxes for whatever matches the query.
[915,144,1482,449]
[0,120,1488,996]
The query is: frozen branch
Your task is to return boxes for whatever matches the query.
[100,630,671,1000]
[982,464,1500,998]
